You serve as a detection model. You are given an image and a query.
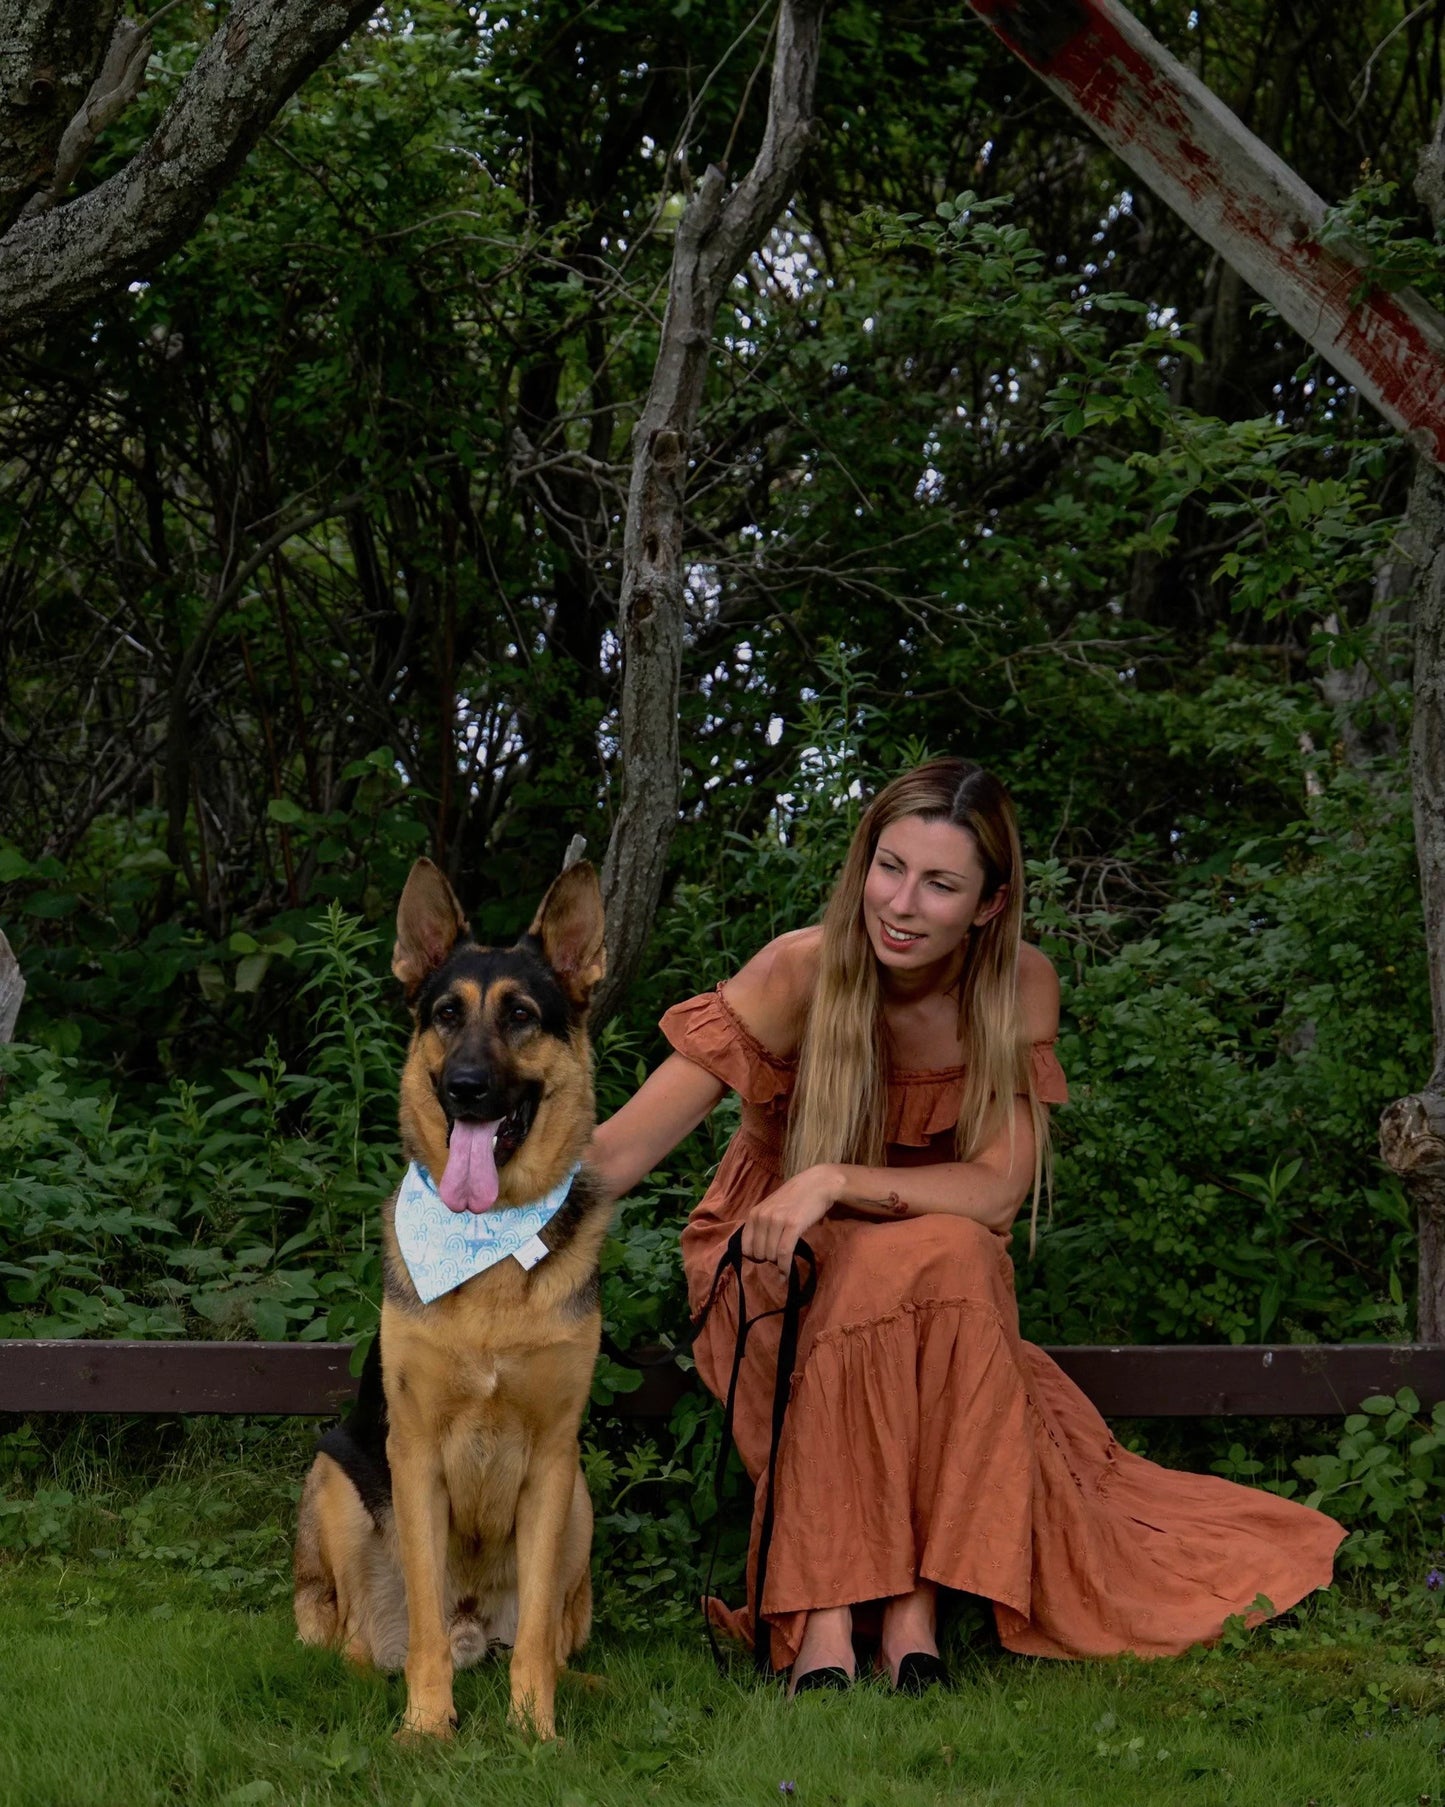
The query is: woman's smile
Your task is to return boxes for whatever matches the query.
[879,920,925,948]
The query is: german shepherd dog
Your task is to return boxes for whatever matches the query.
[293,856,612,1741]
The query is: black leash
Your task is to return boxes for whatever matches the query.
[691,1227,817,1677]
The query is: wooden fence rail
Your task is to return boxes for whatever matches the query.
[4,1341,1444,1420]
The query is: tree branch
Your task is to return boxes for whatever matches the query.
[19,14,152,219]
[160,491,367,912]
[0,0,378,342]
[0,928,24,1044]
[0,0,123,231]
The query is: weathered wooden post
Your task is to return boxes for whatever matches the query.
[965,0,1445,1336]
[0,927,23,1044]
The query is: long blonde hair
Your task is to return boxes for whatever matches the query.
[783,758,1053,1251]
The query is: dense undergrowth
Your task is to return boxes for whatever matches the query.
[1,685,1428,1356]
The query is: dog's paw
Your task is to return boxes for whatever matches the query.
[563,1668,610,1695]
[395,1704,457,1744]
[340,1633,377,1671]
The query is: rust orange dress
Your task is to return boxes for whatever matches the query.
[666,984,1346,1672]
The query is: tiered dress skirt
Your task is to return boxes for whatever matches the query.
[666,986,1345,1671]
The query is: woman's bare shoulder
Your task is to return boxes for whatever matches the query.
[1017,942,1061,1043]
[720,925,821,1059]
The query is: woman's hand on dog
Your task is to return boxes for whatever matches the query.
[742,1165,843,1276]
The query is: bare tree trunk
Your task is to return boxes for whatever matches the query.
[0,928,23,1043]
[1380,459,1445,1339]
[1377,121,1445,1342]
[593,0,824,1023]
[0,0,122,231]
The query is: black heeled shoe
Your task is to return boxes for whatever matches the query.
[790,1665,853,1694]
[893,1652,948,1695]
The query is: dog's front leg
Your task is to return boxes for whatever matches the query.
[509,1440,579,1740]
[387,1416,455,1740]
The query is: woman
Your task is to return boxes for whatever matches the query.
[590,758,1344,1692]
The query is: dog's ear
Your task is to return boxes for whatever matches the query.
[393,858,469,998]
[528,861,606,1010]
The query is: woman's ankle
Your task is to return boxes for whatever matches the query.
[879,1582,938,1667]
[791,1604,856,1680]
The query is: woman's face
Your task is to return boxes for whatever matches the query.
[861,813,1004,974]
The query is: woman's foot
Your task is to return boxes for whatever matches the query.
[879,1581,940,1689]
[893,1651,948,1694]
[787,1605,856,1698]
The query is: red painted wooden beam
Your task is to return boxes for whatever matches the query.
[968,0,1445,467]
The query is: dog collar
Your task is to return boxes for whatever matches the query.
[393,1160,580,1304]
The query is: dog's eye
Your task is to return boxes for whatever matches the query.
[433,1001,460,1028]
[509,1005,535,1028]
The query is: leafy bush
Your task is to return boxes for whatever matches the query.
[1025,759,1426,1348]
[0,906,395,1345]
[2,679,1427,1362]
[1293,1388,1445,1542]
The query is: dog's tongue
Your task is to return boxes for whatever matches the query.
[439,1120,502,1214]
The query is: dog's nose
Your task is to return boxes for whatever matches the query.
[444,1067,492,1113]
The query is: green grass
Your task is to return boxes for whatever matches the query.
[2,1559,1443,1807]
[2,1424,1444,1806]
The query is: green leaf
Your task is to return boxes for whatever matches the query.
[196,963,228,1005]
[234,953,271,994]
[0,847,37,882]
[22,890,78,919]
[253,1298,287,1340]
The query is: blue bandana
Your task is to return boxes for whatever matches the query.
[393,1160,581,1304]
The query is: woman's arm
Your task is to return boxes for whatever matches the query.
[742,946,1062,1271]
[834,1097,1037,1231]
[588,1053,726,1203]
[739,1099,1037,1272]
[587,928,819,1204]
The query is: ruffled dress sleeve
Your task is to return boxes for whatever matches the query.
[659,983,794,1108]
[886,1041,1069,1148]
[1030,1040,1069,1106]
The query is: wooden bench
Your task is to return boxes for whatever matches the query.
[3,1340,1442,1419]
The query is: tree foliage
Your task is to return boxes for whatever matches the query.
[1,1,1441,1385]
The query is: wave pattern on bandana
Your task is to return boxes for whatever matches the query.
[393,1161,580,1303]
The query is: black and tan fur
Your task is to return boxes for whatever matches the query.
[293,857,613,1741]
